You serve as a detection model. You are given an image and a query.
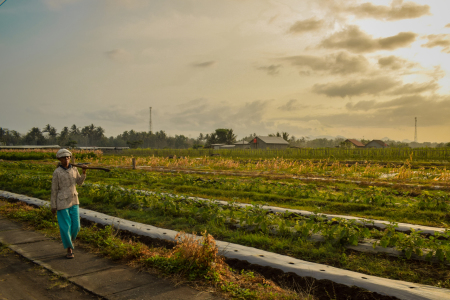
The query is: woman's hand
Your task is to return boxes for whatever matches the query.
[82,168,87,175]
[51,208,57,216]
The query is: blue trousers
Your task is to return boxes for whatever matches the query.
[56,205,80,250]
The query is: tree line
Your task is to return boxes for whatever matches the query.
[1,125,449,149]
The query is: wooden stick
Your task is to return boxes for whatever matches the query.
[72,163,111,172]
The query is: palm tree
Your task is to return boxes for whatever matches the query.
[42,124,52,134]
[94,126,105,145]
[81,124,95,146]
[94,126,104,138]
[70,124,80,135]
[42,124,58,144]
[25,127,45,145]
[225,129,237,144]
[58,127,70,146]
[80,124,105,146]
[49,127,57,140]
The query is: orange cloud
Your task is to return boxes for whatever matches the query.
[321,26,417,53]
[422,34,450,53]
[347,1,430,21]
[289,18,325,34]
[282,51,369,75]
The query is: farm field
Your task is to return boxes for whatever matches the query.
[1,151,450,296]
[119,148,450,162]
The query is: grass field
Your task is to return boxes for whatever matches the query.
[0,152,449,296]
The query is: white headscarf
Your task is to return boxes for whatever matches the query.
[56,149,72,158]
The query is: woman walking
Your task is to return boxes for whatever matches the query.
[51,149,87,259]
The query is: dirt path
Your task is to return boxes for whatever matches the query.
[0,246,101,300]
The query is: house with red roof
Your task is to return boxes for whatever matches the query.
[341,139,365,148]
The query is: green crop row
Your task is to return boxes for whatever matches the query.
[1,167,449,263]
[91,168,450,213]
[81,183,450,262]
[3,167,450,288]
[1,162,449,226]
[118,148,450,162]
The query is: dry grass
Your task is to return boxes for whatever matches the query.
[92,155,450,182]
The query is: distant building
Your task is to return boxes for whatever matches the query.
[210,144,225,150]
[234,140,251,149]
[365,140,388,148]
[249,136,289,150]
[341,139,365,148]
[219,145,236,150]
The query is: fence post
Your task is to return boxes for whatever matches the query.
[132,158,136,169]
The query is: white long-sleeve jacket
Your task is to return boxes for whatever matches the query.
[51,165,86,210]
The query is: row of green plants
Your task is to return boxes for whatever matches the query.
[119,147,450,162]
[81,183,450,263]
[92,167,450,214]
[1,169,450,288]
[1,167,449,263]
[1,161,449,227]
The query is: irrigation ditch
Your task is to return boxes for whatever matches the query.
[1,190,449,300]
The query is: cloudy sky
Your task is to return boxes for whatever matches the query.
[1,0,449,142]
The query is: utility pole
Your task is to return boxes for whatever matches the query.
[149,107,152,133]
[414,117,417,143]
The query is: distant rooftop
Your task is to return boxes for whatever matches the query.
[370,140,388,147]
[345,139,365,147]
[257,136,289,144]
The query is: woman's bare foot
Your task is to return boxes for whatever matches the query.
[66,248,74,259]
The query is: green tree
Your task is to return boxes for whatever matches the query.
[126,140,143,149]
[80,124,105,146]
[24,127,45,145]
[206,129,236,146]
[66,140,78,148]
[58,127,70,146]
[225,129,237,144]
[70,124,80,135]
[42,124,57,144]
